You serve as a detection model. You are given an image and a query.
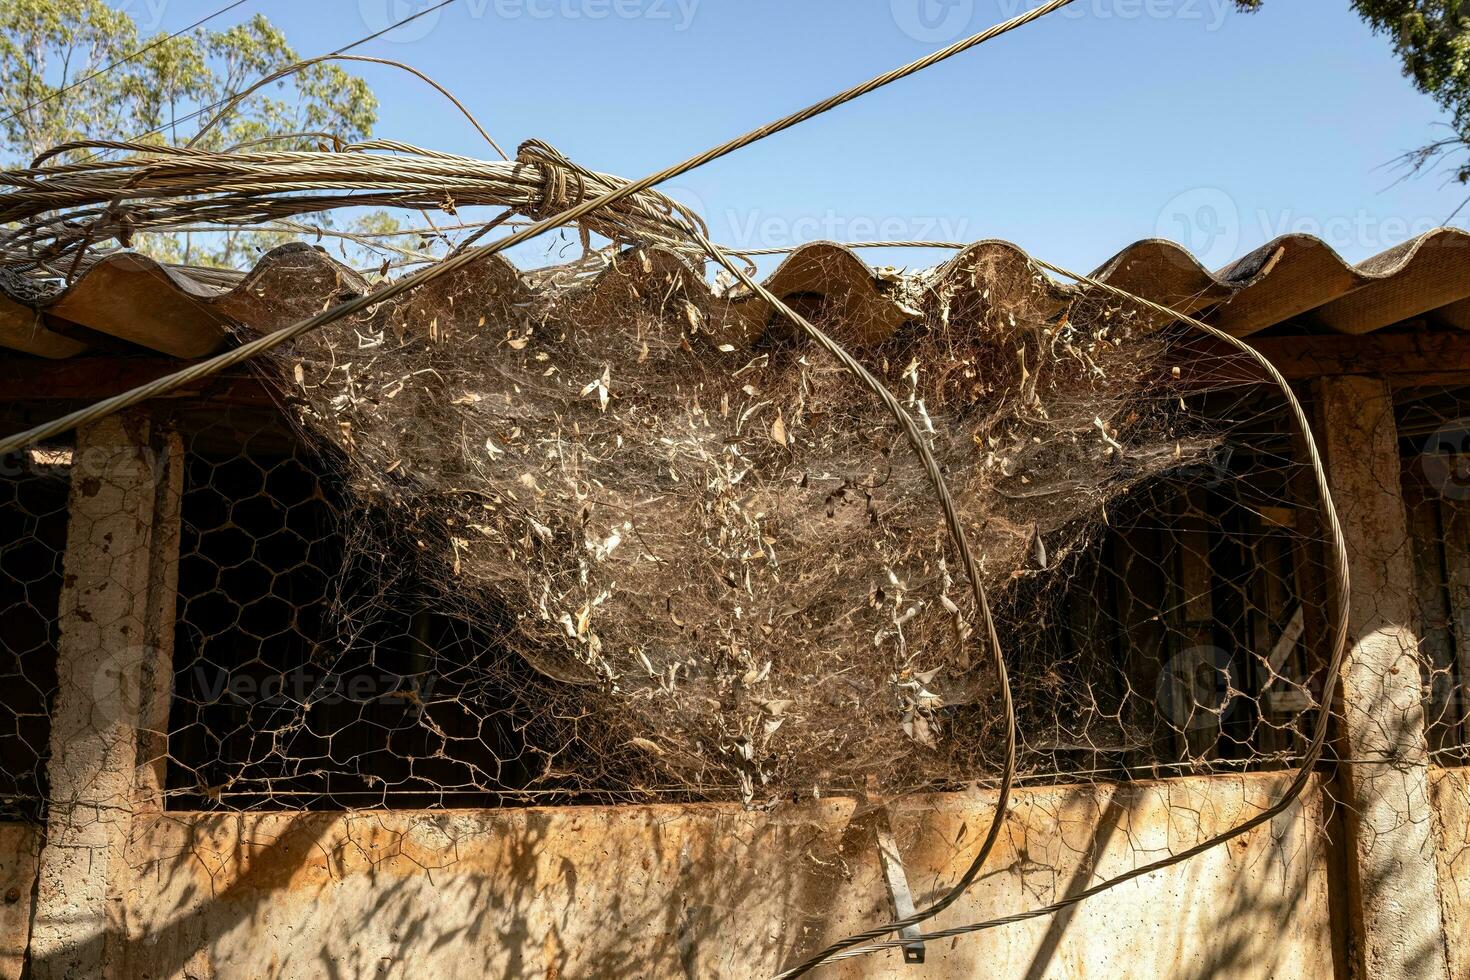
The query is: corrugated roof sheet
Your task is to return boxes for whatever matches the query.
[3,228,1470,360]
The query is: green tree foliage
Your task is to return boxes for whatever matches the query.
[0,1,376,161]
[0,0,396,268]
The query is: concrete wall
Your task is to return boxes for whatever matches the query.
[1318,375,1453,979]
[0,825,37,980]
[17,398,1452,979]
[1432,766,1470,980]
[86,772,1335,979]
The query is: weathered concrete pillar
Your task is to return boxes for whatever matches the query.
[1316,375,1451,980]
[28,413,181,979]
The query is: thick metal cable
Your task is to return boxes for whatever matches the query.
[0,0,1078,454]
[0,7,1083,966]
[683,225,1017,979]
[773,256,1352,973]
[0,4,1348,973]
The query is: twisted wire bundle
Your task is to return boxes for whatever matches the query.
[0,137,708,282]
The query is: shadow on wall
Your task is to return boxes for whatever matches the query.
[103,802,870,979]
[1432,766,1470,980]
[875,774,1337,980]
[14,769,1342,979]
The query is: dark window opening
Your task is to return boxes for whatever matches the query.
[1398,385,1470,764]
[166,410,583,811]
[0,443,70,821]
[996,393,1324,785]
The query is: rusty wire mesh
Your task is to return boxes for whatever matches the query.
[0,441,68,821]
[0,286,1348,824]
[0,237,1367,980]
[0,258,1312,814]
[0,270,1350,841]
[163,406,586,810]
[0,26,1387,972]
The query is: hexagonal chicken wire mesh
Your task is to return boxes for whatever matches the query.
[0,440,69,822]
[0,369,1343,818]
[998,389,1328,788]
[163,406,579,810]
[140,381,1332,813]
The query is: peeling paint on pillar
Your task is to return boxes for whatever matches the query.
[1431,767,1470,979]
[27,413,180,980]
[1317,374,1452,980]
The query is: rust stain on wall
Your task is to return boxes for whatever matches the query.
[111,773,1335,979]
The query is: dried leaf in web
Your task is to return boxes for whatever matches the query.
[272,244,1224,802]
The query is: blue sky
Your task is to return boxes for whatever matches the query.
[125,0,1457,275]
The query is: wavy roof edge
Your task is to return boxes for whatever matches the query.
[4,227,1470,361]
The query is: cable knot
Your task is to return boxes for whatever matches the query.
[516,139,586,218]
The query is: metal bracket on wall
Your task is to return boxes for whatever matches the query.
[875,819,925,964]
